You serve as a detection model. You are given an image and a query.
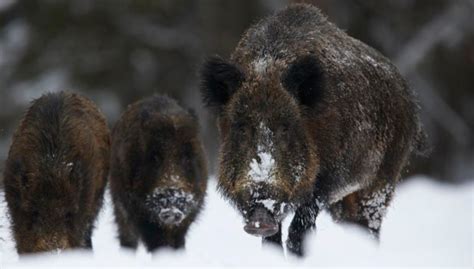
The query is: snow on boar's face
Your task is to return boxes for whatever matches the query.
[4,158,91,253]
[201,55,323,236]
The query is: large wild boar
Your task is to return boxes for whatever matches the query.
[3,91,110,254]
[200,4,426,256]
[110,95,207,251]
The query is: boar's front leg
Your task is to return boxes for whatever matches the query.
[139,220,186,251]
[113,201,139,249]
[286,175,328,257]
[138,220,166,252]
[286,203,320,257]
[262,223,283,250]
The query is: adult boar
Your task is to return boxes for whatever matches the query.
[200,4,426,256]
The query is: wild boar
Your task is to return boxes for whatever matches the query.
[200,4,426,256]
[4,91,110,254]
[110,95,207,251]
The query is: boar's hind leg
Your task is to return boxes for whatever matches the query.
[329,182,395,238]
[286,201,320,257]
[262,223,283,250]
[330,139,407,238]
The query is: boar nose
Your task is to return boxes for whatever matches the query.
[159,208,185,225]
[244,207,279,237]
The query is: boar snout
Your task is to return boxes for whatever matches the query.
[159,208,185,225]
[244,207,278,237]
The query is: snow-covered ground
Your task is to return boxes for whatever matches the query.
[0,176,472,268]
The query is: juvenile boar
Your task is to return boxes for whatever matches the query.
[4,91,110,254]
[200,4,426,256]
[110,95,207,251]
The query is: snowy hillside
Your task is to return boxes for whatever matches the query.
[0,176,472,267]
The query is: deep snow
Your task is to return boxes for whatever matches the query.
[0,176,472,268]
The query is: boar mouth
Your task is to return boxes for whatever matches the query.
[243,207,279,237]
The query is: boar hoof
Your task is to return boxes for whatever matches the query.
[286,237,304,257]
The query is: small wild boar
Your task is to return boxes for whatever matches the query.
[4,91,110,254]
[110,95,207,251]
[200,4,426,256]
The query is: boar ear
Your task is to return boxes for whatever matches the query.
[200,56,245,110]
[282,55,324,107]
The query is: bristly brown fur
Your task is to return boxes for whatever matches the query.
[200,3,426,257]
[4,91,110,254]
[109,95,208,251]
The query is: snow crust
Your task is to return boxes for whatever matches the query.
[0,176,472,267]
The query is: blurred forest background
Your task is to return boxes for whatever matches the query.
[0,0,472,185]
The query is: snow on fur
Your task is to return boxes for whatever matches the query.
[145,187,197,216]
[247,123,276,183]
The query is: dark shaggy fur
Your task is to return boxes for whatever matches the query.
[200,4,426,257]
[109,95,207,252]
[4,91,110,254]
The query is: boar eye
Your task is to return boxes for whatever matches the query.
[233,122,250,135]
[277,124,290,136]
[65,211,74,221]
[241,126,253,137]
[153,154,163,164]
